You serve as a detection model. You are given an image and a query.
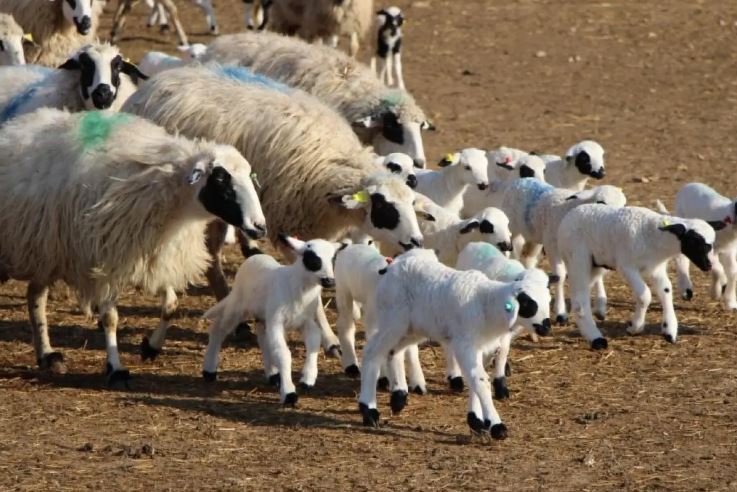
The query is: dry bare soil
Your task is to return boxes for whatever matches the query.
[2,1,737,490]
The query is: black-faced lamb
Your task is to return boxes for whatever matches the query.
[542,140,606,191]
[373,6,404,89]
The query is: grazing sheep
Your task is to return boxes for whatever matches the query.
[0,43,145,124]
[200,31,434,168]
[0,13,25,65]
[0,108,266,382]
[358,249,551,438]
[657,183,737,310]
[415,148,489,216]
[203,236,337,405]
[138,43,208,78]
[373,6,404,88]
[111,0,189,47]
[0,0,102,67]
[558,205,715,350]
[543,140,606,191]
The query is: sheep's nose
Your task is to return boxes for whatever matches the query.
[320,278,336,289]
[76,16,92,35]
[477,183,488,191]
[412,158,425,169]
[534,319,551,337]
[410,237,423,248]
[406,174,417,188]
[91,85,114,109]
[497,241,513,252]
[590,169,606,179]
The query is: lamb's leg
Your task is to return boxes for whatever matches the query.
[349,32,359,57]
[591,268,608,321]
[28,282,65,374]
[511,234,525,260]
[621,267,651,336]
[455,344,506,439]
[377,56,389,85]
[336,288,360,375]
[393,52,405,89]
[315,300,340,358]
[569,257,606,349]
[650,265,678,343]
[99,302,129,386]
[141,286,178,361]
[255,323,276,382]
[193,0,218,34]
[404,344,427,395]
[202,305,242,381]
[146,1,160,27]
[675,253,694,300]
[709,254,727,300]
[299,319,321,389]
[384,53,394,86]
[550,254,568,324]
[492,333,512,400]
[721,249,737,311]
[445,345,464,392]
[266,321,297,406]
[205,220,230,301]
[111,0,134,44]
[387,344,410,414]
[159,0,190,46]
[521,242,543,269]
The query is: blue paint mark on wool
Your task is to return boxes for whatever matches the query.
[211,65,291,93]
[518,179,554,228]
[0,67,53,124]
[475,242,504,261]
[501,261,525,279]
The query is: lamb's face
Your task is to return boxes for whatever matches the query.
[566,140,605,180]
[659,219,715,272]
[280,236,338,288]
[377,7,404,37]
[189,145,267,240]
[0,19,25,65]
[440,148,489,190]
[472,207,513,252]
[59,44,147,110]
[62,0,94,35]
[488,147,527,179]
[512,268,552,337]
[516,155,547,181]
[591,185,627,207]
[365,111,434,169]
[377,152,417,188]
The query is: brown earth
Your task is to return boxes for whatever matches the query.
[2,0,737,490]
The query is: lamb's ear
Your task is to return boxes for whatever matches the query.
[328,190,369,209]
[565,194,579,201]
[352,116,379,129]
[707,220,728,231]
[120,59,149,83]
[516,292,539,318]
[459,220,480,234]
[659,222,687,238]
[420,120,436,131]
[278,233,306,252]
[188,157,212,185]
[415,210,435,222]
[496,161,514,171]
[58,57,80,70]
[565,155,576,166]
[438,152,458,167]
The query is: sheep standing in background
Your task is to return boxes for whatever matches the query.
[558,205,715,350]
[200,32,434,168]
[111,0,189,47]
[0,108,266,383]
[543,140,606,191]
[0,13,25,65]
[145,0,219,35]
[373,7,404,88]
[0,0,102,67]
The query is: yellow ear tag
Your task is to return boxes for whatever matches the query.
[23,33,33,42]
[662,218,671,227]
[352,190,369,203]
[444,153,456,162]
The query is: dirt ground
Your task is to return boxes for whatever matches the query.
[2,0,737,490]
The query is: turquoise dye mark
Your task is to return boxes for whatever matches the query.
[0,67,53,124]
[211,65,291,93]
[78,111,133,151]
[518,179,554,228]
[476,242,503,261]
[501,261,524,279]
[379,89,405,110]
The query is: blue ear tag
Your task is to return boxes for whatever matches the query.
[504,300,515,313]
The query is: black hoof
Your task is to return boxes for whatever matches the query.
[268,373,281,387]
[140,337,161,361]
[591,338,608,350]
[377,376,389,391]
[359,402,380,427]
[344,364,360,378]
[38,352,66,374]
[298,382,314,391]
[283,392,298,407]
[663,334,675,344]
[324,344,342,358]
[448,376,464,392]
[467,412,489,434]
[683,289,693,301]
[390,390,408,414]
[411,385,426,395]
[493,377,510,400]
[594,312,606,322]
[105,363,131,388]
[202,370,217,382]
[491,423,508,440]
[504,361,512,377]
[556,314,568,325]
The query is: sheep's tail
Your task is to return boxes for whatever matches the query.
[654,199,670,215]
[203,298,228,320]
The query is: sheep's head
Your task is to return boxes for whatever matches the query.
[510,268,552,337]
[376,7,404,34]
[0,14,26,65]
[567,185,627,207]
[439,148,489,190]
[565,140,605,180]
[516,154,547,181]
[329,174,424,252]
[59,43,147,110]
[188,144,267,240]
[61,0,94,35]
[375,152,417,188]
[459,207,512,252]
[279,235,338,288]
[659,218,715,272]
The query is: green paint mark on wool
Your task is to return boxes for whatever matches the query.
[79,111,133,151]
[380,89,405,109]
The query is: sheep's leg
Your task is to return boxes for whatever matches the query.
[146,1,160,27]
[159,0,190,47]
[569,258,606,349]
[386,345,410,414]
[193,0,219,34]
[550,254,568,324]
[455,344,506,439]
[327,35,339,49]
[675,253,694,300]
[299,319,321,388]
[315,300,340,358]
[521,242,543,269]
[140,286,178,361]
[591,268,608,321]
[710,254,728,301]
[111,0,134,44]
[385,54,394,86]
[202,305,243,381]
[266,322,297,406]
[445,346,464,392]
[377,56,388,85]
[650,265,678,343]
[721,249,737,311]
[393,52,405,89]
[27,282,65,374]
[404,344,427,395]
[99,302,129,386]
[255,323,276,382]
[511,234,525,260]
[349,32,359,58]
[336,288,360,375]
[621,267,651,336]
[492,333,512,400]
[205,220,230,301]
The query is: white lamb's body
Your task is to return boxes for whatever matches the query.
[0,0,102,67]
[665,183,737,310]
[558,205,715,349]
[543,140,606,191]
[138,44,207,78]
[462,147,530,216]
[0,13,25,65]
[200,31,431,167]
[0,108,265,381]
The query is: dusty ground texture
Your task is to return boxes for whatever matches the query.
[2,0,737,490]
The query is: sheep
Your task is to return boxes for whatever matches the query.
[122,65,426,357]
[110,0,189,48]
[138,43,208,78]
[415,148,489,216]
[656,183,737,311]
[558,205,715,350]
[375,152,417,189]
[0,43,145,124]
[145,0,219,35]
[268,0,373,57]
[199,31,434,168]
[0,0,102,67]
[0,108,266,382]
[0,13,25,65]
[372,6,404,89]
[543,140,606,191]
[203,236,337,405]
[357,249,551,438]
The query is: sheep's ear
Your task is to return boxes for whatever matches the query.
[565,155,575,166]
[659,222,687,238]
[278,233,306,252]
[438,152,458,167]
[459,220,480,234]
[328,190,369,209]
[188,157,213,185]
[707,220,728,231]
[58,57,80,70]
[352,116,379,129]
[516,292,539,318]
[415,210,435,222]
[495,161,514,171]
[121,59,149,83]
[420,120,435,131]
[565,194,579,201]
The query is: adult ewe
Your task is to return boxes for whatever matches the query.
[0,108,266,383]
[0,0,102,67]
[200,31,434,168]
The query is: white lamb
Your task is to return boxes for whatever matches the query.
[0,108,266,383]
[543,140,606,191]
[0,0,102,67]
[415,148,489,216]
[656,183,737,310]
[0,13,25,65]
[138,44,208,78]
[203,236,337,406]
[558,205,715,350]
[358,249,551,439]
[372,6,404,89]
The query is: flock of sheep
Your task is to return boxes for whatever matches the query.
[0,0,735,440]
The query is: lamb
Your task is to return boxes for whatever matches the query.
[558,205,715,350]
[415,148,489,216]
[203,236,337,405]
[373,6,404,89]
[375,152,417,189]
[110,0,189,48]
[0,108,266,382]
[200,31,434,168]
[138,43,208,78]
[358,249,551,438]
[0,13,25,65]
[0,43,145,124]
[656,183,737,310]
[122,65,425,357]
[543,140,606,191]
[0,0,102,67]
[268,0,374,57]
